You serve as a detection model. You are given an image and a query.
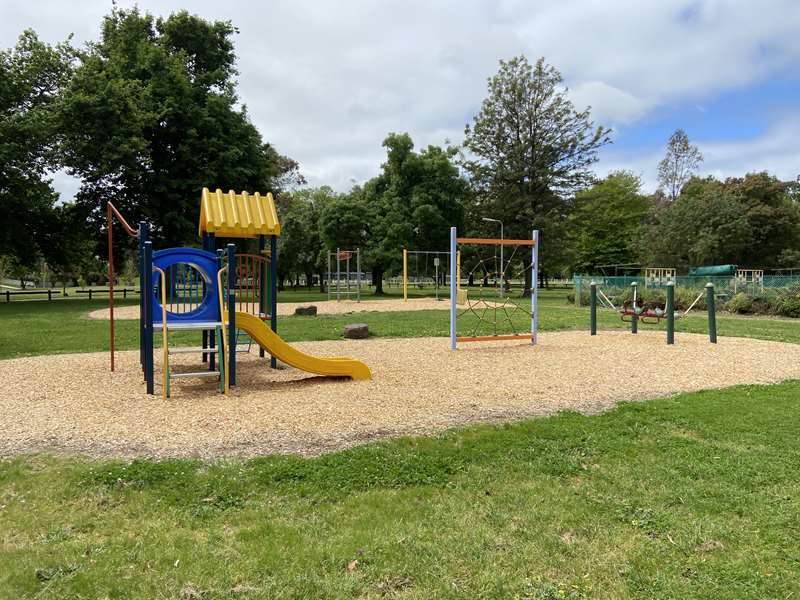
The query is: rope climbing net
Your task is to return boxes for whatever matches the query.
[448,227,539,349]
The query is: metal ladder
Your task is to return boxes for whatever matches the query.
[159,322,226,398]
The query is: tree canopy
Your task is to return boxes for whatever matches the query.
[462,56,611,280]
[3,24,800,291]
[0,31,75,270]
[569,171,649,273]
[59,7,301,254]
[642,173,800,269]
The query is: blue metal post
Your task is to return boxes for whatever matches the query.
[449,227,457,350]
[227,244,236,386]
[143,241,154,394]
[270,235,278,368]
[531,230,539,345]
[138,222,148,371]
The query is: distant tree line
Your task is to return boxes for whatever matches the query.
[2,8,799,292]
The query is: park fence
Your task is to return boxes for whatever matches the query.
[573,274,800,307]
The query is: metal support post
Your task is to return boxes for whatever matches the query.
[666,281,674,345]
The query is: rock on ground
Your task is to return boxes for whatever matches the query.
[344,323,369,339]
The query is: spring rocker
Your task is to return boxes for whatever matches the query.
[589,280,717,344]
[107,188,371,399]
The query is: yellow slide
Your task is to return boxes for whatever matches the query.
[235,312,372,380]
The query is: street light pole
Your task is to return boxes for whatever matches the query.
[482,217,504,297]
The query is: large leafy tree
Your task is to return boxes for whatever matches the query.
[641,172,800,269]
[277,186,335,291]
[569,171,649,273]
[330,133,469,294]
[462,55,611,284]
[725,172,800,266]
[642,179,748,267]
[0,31,75,271]
[657,128,704,201]
[59,8,301,256]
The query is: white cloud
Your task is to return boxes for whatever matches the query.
[700,117,800,182]
[569,81,651,124]
[3,0,799,198]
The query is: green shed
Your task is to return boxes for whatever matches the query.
[688,264,736,276]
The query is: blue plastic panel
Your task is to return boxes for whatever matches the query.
[151,247,220,325]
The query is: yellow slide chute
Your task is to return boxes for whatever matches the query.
[234,312,372,380]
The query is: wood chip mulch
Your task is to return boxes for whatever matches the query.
[2,331,798,459]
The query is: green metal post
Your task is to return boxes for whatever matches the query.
[590,280,597,335]
[666,281,674,345]
[630,282,638,334]
[706,282,717,343]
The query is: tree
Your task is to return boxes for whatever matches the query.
[59,7,301,260]
[276,187,334,291]
[462,56,611,286]
[39,202,97,288]
[318,190,370,286]
[0,30,75,270]
[657,129,703,201]
[569,171,649,273]
[643,173,800,269]
[725,172,800,266]
[338,133,469,295]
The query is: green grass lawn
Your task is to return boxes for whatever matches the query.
[2,289,800,597]
[2,288,800,359]
[2,383,799,598]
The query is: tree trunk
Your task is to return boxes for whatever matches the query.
[319,272,325,293]
[523,268,532,296]
[373,268,384,295]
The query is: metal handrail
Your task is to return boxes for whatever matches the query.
[108,202,139,238]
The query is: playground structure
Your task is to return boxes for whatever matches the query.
[449,226,539,350]
[327,248,361,302]
[589,280,717,344]
[107,189,370,399]
[735,269,764,294]
[402,249,453,301]
[645,267,676,287]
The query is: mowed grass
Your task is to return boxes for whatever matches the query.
[2,383,800,598]
[2,288,800,597]
[2,288,800,359]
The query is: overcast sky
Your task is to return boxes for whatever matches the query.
[3,0,799,200]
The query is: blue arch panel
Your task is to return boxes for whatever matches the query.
[151,247,220,325]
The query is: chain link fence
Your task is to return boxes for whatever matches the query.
[573,275,800,307]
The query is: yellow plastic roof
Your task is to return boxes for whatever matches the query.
[199,188,280,238]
